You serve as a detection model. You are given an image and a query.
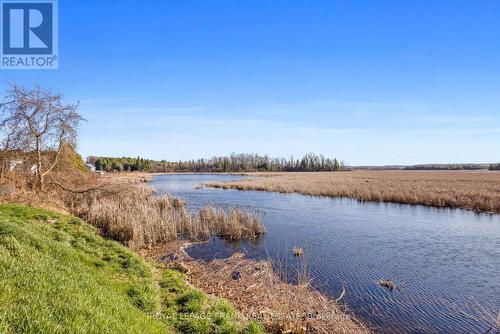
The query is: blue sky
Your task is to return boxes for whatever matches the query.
[2,0,500,165]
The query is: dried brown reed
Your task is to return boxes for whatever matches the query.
[196,205,266,240]
[70,183,265,250]
[207,171,500,213]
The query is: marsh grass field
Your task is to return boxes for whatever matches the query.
[206,170,500,213]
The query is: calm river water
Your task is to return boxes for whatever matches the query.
[151,174,500,334]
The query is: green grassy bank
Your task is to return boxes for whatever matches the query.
[0,204,263,334]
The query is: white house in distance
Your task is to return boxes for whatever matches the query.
[85,163,96,172]
[85,163,105,174]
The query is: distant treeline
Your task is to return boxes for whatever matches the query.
[489,163,500,171]
[87,153,347,173]
[87,156,152,172]
[404,163,490,171]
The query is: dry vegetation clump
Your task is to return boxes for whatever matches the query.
[102,172,154,184]
[69,183,266,250]
[148,244,369,334]
[207,171,500,213]
[77,187,178,249]
[197,206,266,240]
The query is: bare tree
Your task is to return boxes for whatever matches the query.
[0,83,83,191]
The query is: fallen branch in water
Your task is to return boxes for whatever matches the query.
[334,286,346,303]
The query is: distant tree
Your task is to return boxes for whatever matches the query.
[333,158,340,171]
[489,163,500,171]
[110,160,120,171]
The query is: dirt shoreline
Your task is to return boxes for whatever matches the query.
[145,242,369,334]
